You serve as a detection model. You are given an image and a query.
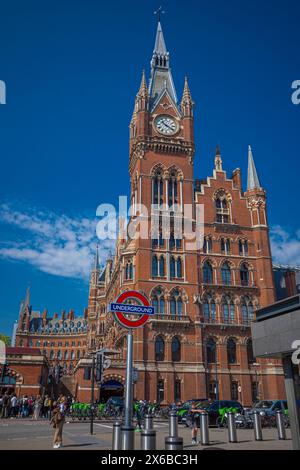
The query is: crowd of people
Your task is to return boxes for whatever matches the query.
[0,391,72,421]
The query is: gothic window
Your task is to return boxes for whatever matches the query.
[171,337,181,362]
[247,339,255,364]
[203,261,213,283]
[71,350,75,360]
[170,256,176,278]
[159,256,165,277]
[36,341,41,347]
[50,350,54,360]
[222,295,235,323]
[203,295,216,323]
[203,237,212,254]
[170,289,183,317]
[207,338,217,363]
[221,262,231,285]
[176,258,182,278]
[221,238,230,254]
[241,296,254,324]
[168,171,179,207]
[151,288,165,314]
[125,261,133,280]
[215,192,230,223]
[152,169,164,205]
[64,350,69,360]
[152,255,158,277]
[57,350,62,360]
[152,255,165,277]
[28,340,33,347]
[239,240,249,256]
[77,350,81,359]
[155,336,165,361]
[240,263,249,286]
[227,338,237,364]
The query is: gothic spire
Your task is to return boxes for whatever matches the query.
[24,286,30,308]
[137,70,149,99]
[214,145,223,171]
[181,76,193,115]
[247,145,261,190]
[148,20,177,106]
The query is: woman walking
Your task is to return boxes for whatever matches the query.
[50,397,66,449]
[33,395,43,420]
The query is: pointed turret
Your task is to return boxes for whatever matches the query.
[247,145,261,190]
[214,145,223,171]
[137,70,149,99]
[181,76,193,116]
[148,21,177,107]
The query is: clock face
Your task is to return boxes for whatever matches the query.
[155,115,177,135]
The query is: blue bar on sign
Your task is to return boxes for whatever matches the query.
[109,303,155,315]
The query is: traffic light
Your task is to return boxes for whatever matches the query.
[95,353,102,383]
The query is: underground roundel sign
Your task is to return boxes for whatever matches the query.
[109,290,155,329]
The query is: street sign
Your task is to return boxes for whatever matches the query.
[109,290,154,329]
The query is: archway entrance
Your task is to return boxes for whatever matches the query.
[100,379,124,402]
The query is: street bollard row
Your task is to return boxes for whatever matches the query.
[112,408,287,450]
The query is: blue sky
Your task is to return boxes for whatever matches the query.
[0,0,300,336]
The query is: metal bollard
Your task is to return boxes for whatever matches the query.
[253,411,263,441]
[141,415,156,450]
[121,425,135,450]
[165,411,183,450]
[227,412,238,443]
[199,411,210,445]
[276,411,286,440]
[112,420,122,450]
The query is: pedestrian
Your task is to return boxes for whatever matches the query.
[1,392,10,419]
[43,395,50,419]
[33,395,43,420]
[21,395,29,418]
[10,394,18,418]
[187,402,199,445]
[50,397,67,449]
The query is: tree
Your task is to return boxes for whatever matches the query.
[0,334,11,346]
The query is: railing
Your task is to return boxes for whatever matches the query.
[150,314,190,323]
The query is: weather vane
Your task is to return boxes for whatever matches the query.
[154,6,165,22]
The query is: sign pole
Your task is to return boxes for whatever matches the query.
[90,353,95,435]
[121,329,135,450]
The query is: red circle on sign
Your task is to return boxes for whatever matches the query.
[114,290,150,329]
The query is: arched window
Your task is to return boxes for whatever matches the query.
[239,240,249,256]
[203,295,216,323]
[170,256,176,278]
[71,350,75,360]
[203,261,213,283]
[207,338,216,363]
[170,289,183,317]
[221,238,230,254]
[240,263,249,286]
[152,255,158,277]
[221,262,231,285]
[168,170,179,207]
[125,261,133,280]
[151,288,165,314]
[203,237,212,254]
[57,350,62,360]
[171,337,181,362]
[77,350,81,359]
[241,296,254,324]
[215,192,230,223]
[247,339,255,364]
[227,338,237,364]
[222,295,235,323]
[155,336,165,361]
[159,256,165,277]
[64,350,69,360]
[176,258,182,278]
[50,350,54,360]
[152,169,164,205]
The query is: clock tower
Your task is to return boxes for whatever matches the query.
[127,20,205,401]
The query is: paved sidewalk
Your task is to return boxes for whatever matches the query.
[0,419,293,450]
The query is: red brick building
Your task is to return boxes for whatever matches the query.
[0,348,49,397]
[15,20,285,405]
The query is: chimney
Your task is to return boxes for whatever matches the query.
[232,168,241,190]
[285,271,297,297]
[61,310,66,321]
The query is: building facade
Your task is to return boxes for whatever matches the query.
[15,21,285,405]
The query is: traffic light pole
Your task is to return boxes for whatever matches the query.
[90,354,95,435]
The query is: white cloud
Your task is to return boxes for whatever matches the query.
[0,202,115,280]
[270,225,300,267]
